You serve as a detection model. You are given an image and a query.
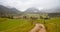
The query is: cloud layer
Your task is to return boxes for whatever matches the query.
[0,0,60,11]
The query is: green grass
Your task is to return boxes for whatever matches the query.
[36,17,60,32]
[0,17,60,32]
[0,18,34,32]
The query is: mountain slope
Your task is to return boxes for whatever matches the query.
[0,5,20,15]
[24,8,51,14]
[41,7,60,13]
[24,8,41,14]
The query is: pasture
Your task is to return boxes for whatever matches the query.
[0,17,60,32]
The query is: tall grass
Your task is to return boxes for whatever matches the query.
[0,17,60,32]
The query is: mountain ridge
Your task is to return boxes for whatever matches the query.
[0,5,20,16]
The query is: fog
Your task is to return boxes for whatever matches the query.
[0,0,60,12]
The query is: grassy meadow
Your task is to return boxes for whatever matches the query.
[0,17,60,32]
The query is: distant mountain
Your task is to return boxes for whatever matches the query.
[52,8,60,13]
[0,5,20,16]
[41,7,60,13]
[24,8,45,14]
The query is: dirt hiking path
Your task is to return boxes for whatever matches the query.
[29,23,46,32]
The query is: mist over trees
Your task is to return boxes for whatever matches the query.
[0,5,21,18]
[0,5,60,18]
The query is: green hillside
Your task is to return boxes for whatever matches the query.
[0,17,60,32]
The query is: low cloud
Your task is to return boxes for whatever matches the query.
[0,0,60,11]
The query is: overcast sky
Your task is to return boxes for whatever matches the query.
[0,0,60,11]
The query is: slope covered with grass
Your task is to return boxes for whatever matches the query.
[0,18,34,32]
[0,17,60,32]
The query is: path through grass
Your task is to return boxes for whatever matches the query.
[0,17,60,32]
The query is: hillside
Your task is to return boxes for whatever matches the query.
[41,7,60,13]
[0,5,21,16]
[24,7,60,14]
[0,17,60,32]
[24,8,45,14]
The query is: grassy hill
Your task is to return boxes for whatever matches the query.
[0,17,60,32]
